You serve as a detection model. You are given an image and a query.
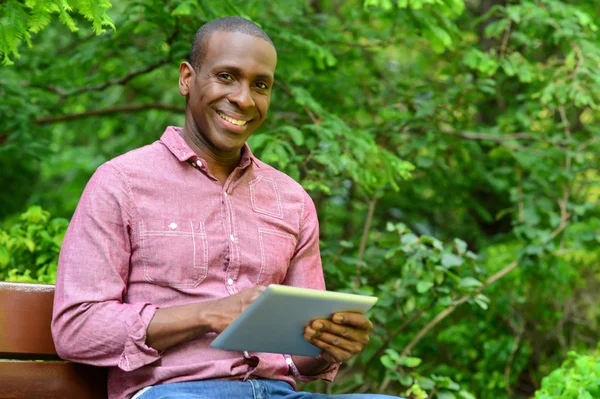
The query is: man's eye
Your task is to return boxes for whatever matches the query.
[256,82,269,90]
[218,73,233,81]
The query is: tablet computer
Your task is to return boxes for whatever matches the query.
[210,284,378,356]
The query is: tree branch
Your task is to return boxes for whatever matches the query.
[66,57,171,96]
[356,195,378,283]
[398,260,519,358]
[500,19,512,58]
[0,103,183,145]
[274,79,320,124]
[504,318,525,396]
[38,25,180,97]
[396,173,574,359]
[569,41,584,80]
[364,301,435,372]
[440,127,538,142]
[34,103,184,124]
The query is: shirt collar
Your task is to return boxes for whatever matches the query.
[160,126,260,169]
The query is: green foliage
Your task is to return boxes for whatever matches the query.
[0,0,115,64]
[1,0,600,398]
[0,206,68,283]
[534,351,600,399]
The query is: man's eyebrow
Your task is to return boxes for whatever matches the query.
[214,65,274,82]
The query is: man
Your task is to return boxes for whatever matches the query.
[52,17,400,399]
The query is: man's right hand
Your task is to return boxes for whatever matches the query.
[146,285,266,352]
[209,285,266,333]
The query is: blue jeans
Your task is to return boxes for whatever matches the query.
[135,379,402,399]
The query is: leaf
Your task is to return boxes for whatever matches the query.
[434,269,445,284]
[281,126,304,146]
[417,281,434,293]
[459,277,483,289]
[436,391,457,399]
[399,356,422,367]
[380,354,396,369]
[454,238,467,255]
[418,376,436,390]
[35,253,51,266]
[474,297,488,310]
[442,253,463,268]
[401,234,419,245]
[24,205,43,223]
[385,348,402,362]
[459,391,477,399]
[171,0,195,16]
[0,247,9,268]
[399,375,413,386]
[24,239,35,253]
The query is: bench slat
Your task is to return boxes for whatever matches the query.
[0,281,108,398]
[0,360,108,398]
[0,281,58,356]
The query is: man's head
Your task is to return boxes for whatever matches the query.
[179,17,277,156]
[189,16,274,71]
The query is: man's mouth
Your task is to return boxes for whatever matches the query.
[216,111,250,126]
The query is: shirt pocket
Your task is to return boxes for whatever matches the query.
[256,228,297,286]
[249,175,282,219]
[140,219,208,288]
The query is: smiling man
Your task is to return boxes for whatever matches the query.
[51,17,401,399]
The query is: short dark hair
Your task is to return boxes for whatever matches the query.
[189,16,274,70]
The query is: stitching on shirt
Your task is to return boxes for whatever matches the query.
[299,192,307,233]
[199,221,209,272]
[140,231,206,237]
[219,196,230,273]
[257,228,297,285]
[190,220,197,271]
[105,162,138,239]
[249,175,283,219]
[139,219,208,288]
[225,194,240,281]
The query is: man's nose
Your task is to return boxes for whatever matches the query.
[228,83,255,110]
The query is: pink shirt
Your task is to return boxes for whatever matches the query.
[51,126,338,399]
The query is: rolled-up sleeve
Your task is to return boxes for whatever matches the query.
[51,163,160,371]
[282,190,340,382]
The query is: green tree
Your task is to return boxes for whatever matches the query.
[1,0,599,398]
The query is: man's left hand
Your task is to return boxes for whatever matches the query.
[303,312,373,364]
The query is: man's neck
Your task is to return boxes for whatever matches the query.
[180,128,241,186]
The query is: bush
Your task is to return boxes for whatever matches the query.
[0,206,67,284]
[534,351,600,399]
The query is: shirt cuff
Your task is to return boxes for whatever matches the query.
[284,354,340,382]
[118,303,161,371]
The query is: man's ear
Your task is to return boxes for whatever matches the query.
[179,62,194,96]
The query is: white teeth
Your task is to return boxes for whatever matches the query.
[217,111,248,126]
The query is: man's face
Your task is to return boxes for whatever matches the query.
[180,31,277,154]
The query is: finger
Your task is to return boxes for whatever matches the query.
[331,312,373,330]
[309,320,371,346]
[304,334,353,363]
[305,328,363,355]
[253,285,267,296]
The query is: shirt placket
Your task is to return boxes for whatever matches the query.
[221,168,254,362]
[222,169,243,296]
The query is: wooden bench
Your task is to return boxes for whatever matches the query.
[0,281,108,398]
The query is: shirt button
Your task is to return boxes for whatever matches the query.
[196,160,203,167]
[229,234,235,242]
[224,192,228,198]
[227,278,234,286]
[286,358,293,366]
